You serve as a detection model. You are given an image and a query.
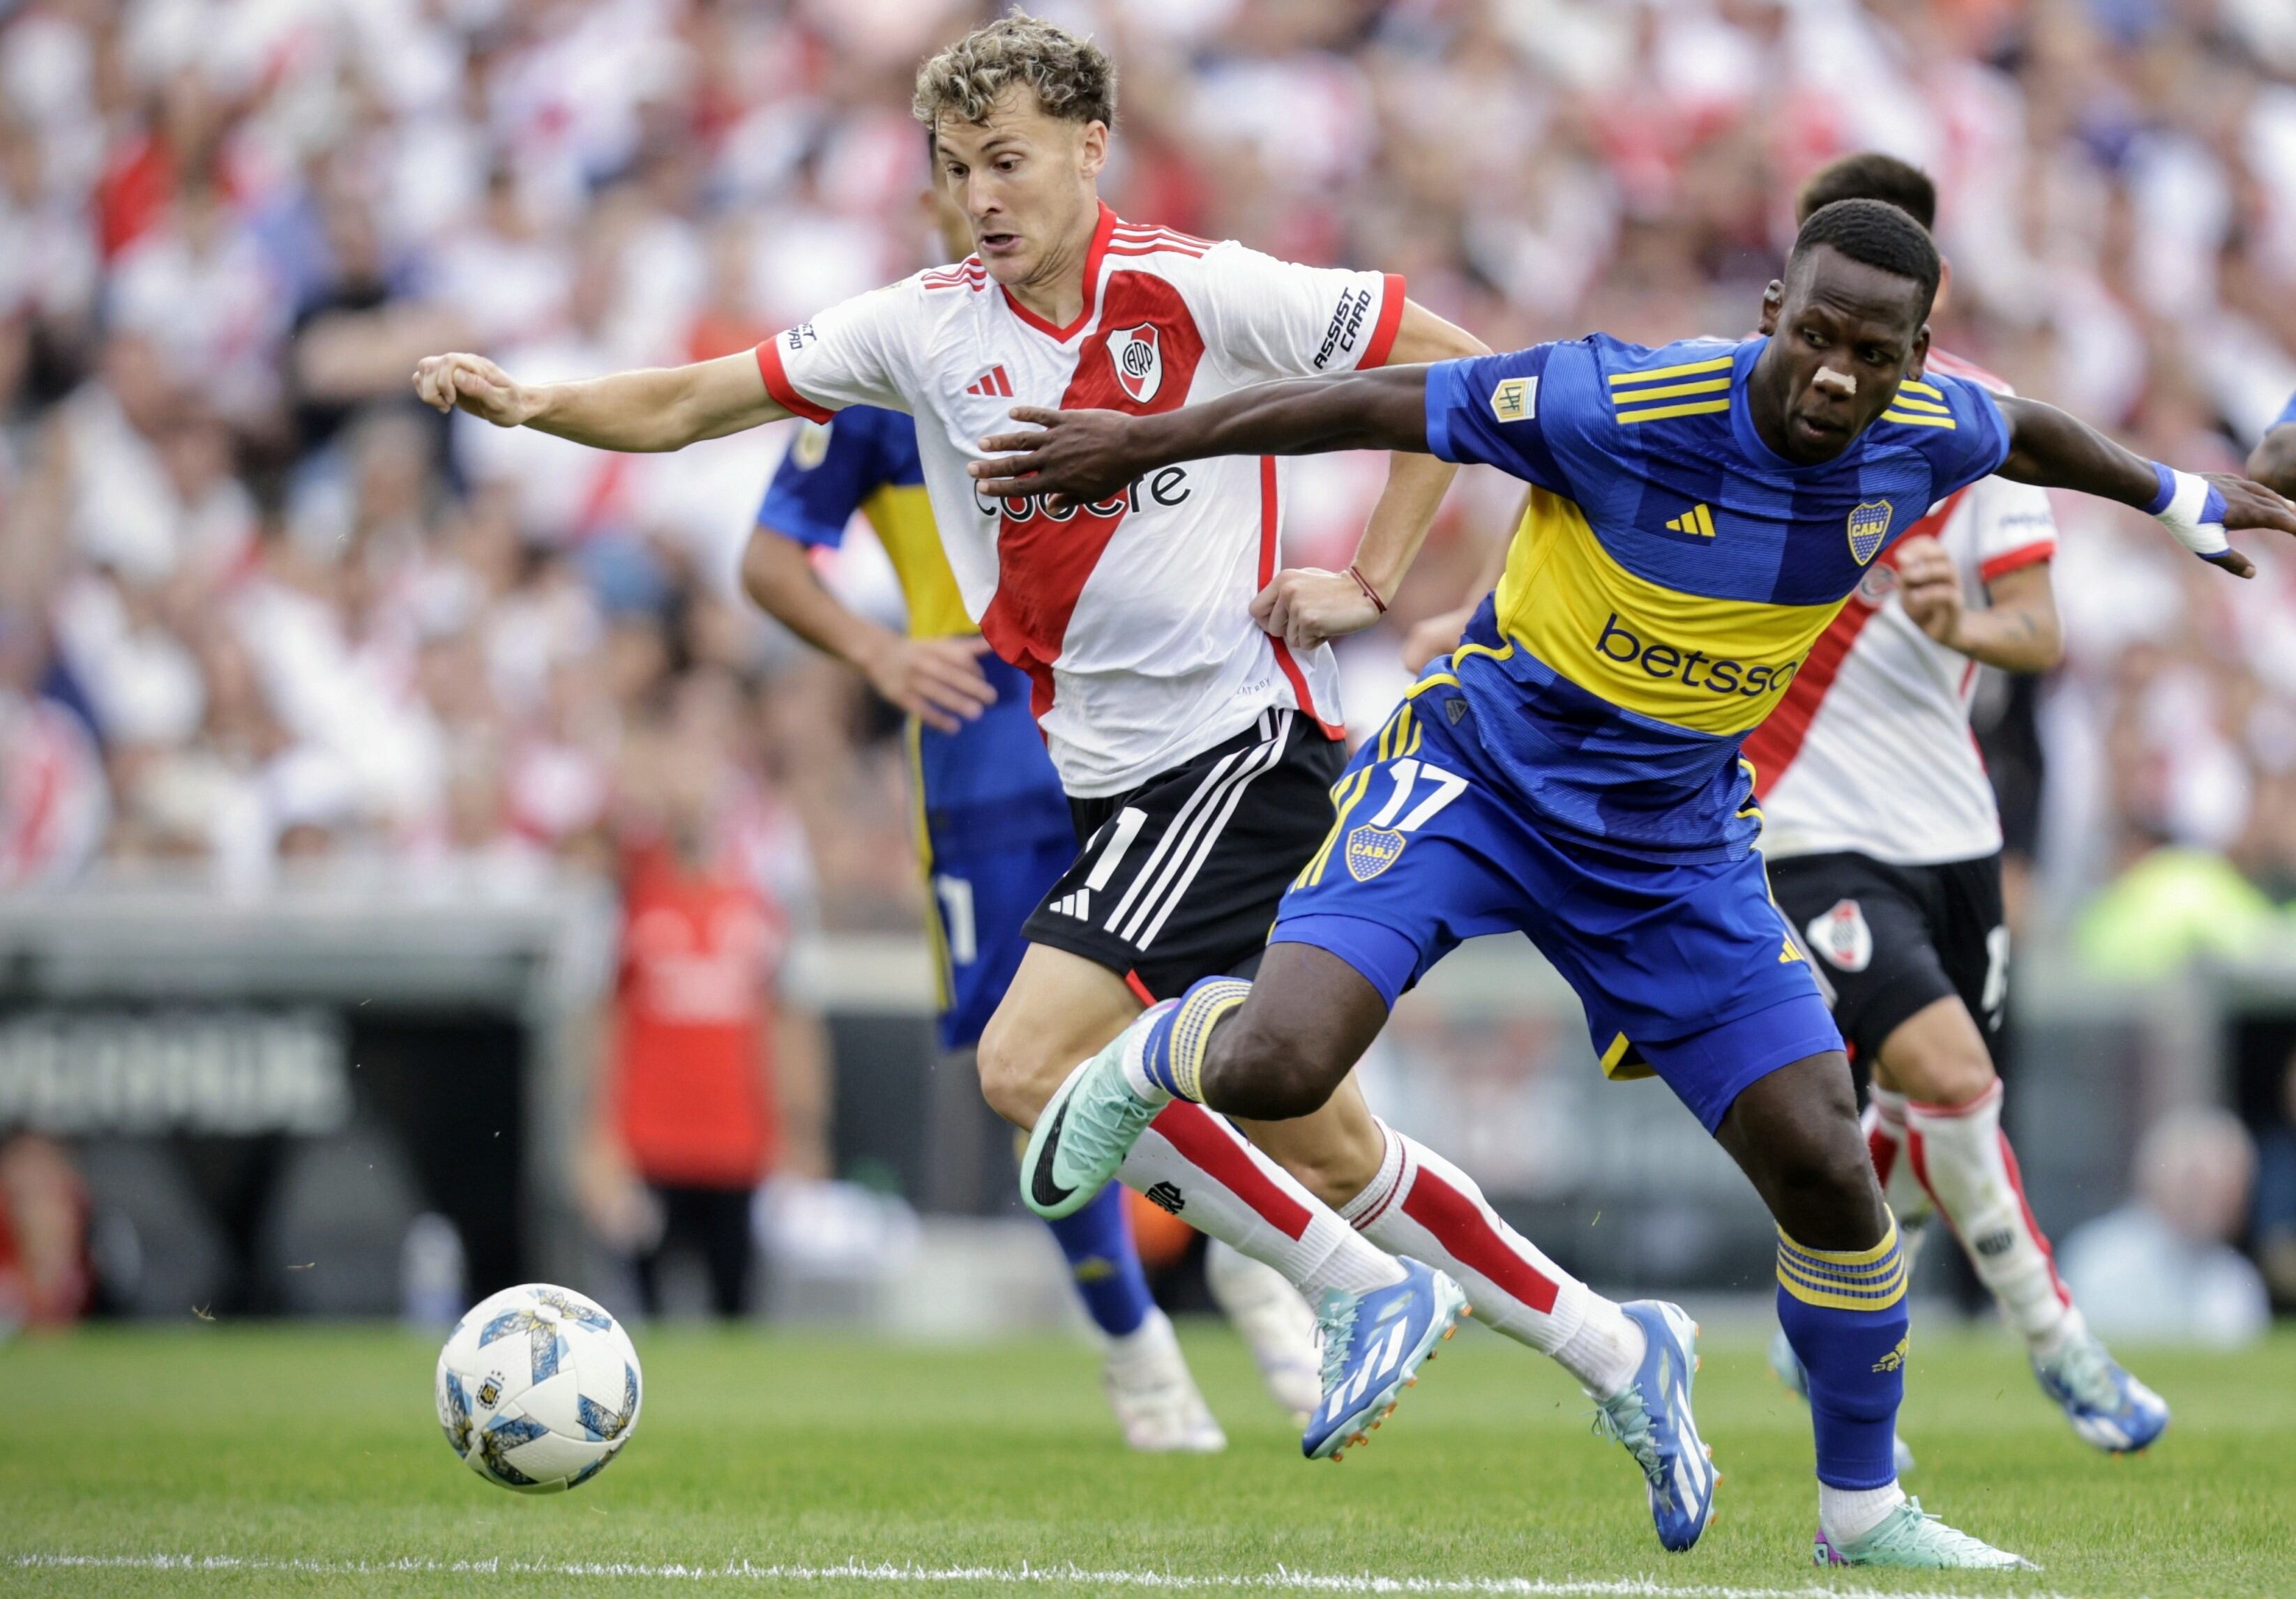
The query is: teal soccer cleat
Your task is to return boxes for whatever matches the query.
[1021,1004,1175,1221]
[1768,1326,1917,1475]
[1815,1497,2034,1569]
[2033,1324,2169,1453]
[1596,1301,1718,1552]
[1303,1258,1470,1461]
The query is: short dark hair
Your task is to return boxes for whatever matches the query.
[1796,153,1936,232]
[1788,199,1941,321]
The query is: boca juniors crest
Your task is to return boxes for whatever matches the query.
[1806,898,1874,972]
[1344,824,1407,881]
[1846,500,1894,566]
[1105,323,1164,404]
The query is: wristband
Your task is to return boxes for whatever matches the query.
[1347,563,1388,614]
[2147,462,2236,566]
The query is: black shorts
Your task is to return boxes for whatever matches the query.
[1024,708,1345,1002]
[1767,850,2009,1066]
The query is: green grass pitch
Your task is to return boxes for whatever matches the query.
[3,1318,2291,1597]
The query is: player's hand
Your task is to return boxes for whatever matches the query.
[859,633,998,734]
[969,407,1142,509]
[1892,535,1968,648]
[1253,568,1381,651]
[1402,605,1474,673]
[412,352,543,427]
[2198,471,2296,579]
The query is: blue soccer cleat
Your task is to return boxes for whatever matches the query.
[1768,1326,1917,1475]
[2032,1324,2169,1453]
[1303,1259,1469,1461]
[1595,1301,1718,1552]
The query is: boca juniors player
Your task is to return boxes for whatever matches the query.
[983,197,2296,1568]
[1750,154,2166,1463]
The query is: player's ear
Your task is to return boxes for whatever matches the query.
[1906,324,1931,382]
[1078,119,1108,182]
[1758,280,1784,336]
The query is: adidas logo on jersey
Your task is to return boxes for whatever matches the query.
[965,365,1013,398]
[1664,503,1716,538]
[1048,888,1092,919]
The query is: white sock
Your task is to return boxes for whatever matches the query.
[1864,1087,1933,1278]
[1905,1081,2071,1345]
[1105,1305,1177,1363]
[1820,1480,1907,1544]
[1343,1123,1643,1397]
[1119,1100,1405,1301]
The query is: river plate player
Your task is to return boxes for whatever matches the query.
[983,197,2296,1568]
[740,179,1322,1453]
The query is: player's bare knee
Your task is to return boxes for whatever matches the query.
[1202,1011,1336,1121]
[1878,998,2000,1107]
[974,1015,1050,1129]
[1891,1044,1995,1109]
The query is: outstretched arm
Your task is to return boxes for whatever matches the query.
[967,364,1434,506]
[2250,423,2296,501]
[412,349,787,451]
[1993,395,2296,579]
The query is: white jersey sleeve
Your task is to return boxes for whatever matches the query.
[1194,245,1405,381]
[1970,476,2057,583]
[754,281,921,421]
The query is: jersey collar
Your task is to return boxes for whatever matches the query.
[999,202,1117,344]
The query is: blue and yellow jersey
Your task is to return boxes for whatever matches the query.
[1421,334,2011,861]
[755,404,973,639]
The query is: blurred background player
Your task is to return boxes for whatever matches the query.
[738,174,1317,1453]
[581,676,831,1321]
[1751,155,2168,1458]
[2249,390,2296,498]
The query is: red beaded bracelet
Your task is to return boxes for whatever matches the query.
[1347,563,1388,615]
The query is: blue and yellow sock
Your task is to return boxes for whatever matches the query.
[1138,977,1253,1104]
[1043,1184,1153,1338]
[1776,1217,1909,1490]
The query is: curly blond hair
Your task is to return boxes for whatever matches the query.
[912,12,1116,134]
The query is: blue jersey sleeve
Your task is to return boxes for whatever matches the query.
[1421,344,1577,493]
[1902,371,2012,497]
[754,407,902,549]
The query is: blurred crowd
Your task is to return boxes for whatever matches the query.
[2,0,2296,941]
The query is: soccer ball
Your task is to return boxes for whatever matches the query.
[435,1282,642,1492]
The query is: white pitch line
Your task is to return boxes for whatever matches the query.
[8,1552,2078,1599]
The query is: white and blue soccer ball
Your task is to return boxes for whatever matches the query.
[435,1282,642,1492]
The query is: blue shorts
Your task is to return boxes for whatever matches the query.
[1271,679,1841,1132]
[912,653,1074,1050]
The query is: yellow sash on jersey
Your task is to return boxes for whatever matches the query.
[1488,490,1847,736]
[863,483,974,639]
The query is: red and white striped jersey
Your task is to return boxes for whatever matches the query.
[754,203,1405,797]
[1746,352,2056,866]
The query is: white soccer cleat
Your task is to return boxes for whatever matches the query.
[1204,1239,1322,1424]
[1104,1308,1226,1453]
